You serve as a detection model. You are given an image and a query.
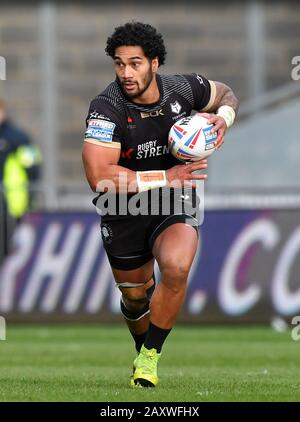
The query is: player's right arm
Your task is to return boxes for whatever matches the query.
[82,142,138,193]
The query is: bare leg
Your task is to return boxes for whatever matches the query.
[112,259,155,349]
[150,223,198,329]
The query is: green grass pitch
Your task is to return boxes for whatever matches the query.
[0,324,299,402]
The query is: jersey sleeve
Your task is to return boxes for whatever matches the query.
[84,98,123,149]
[184,74,216,112]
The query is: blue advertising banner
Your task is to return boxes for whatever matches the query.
[1,210,300,322]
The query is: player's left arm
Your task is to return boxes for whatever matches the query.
[199,81,239,149]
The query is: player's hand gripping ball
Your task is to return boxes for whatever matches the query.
[168,114,217,162]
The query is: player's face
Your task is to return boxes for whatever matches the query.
[114,46,158,100]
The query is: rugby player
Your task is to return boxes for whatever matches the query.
[82,22,239,387]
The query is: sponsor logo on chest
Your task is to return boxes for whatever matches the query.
[136,139,169,159]
[140,109,164,119]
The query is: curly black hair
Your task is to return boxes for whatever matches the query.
[105,21,167,66]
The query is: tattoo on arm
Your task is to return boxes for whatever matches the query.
[211,81,239,114]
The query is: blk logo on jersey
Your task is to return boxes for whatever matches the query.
[170,101,182,114]
[140,109,164,119]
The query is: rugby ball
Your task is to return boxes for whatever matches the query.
[168,114,217,162]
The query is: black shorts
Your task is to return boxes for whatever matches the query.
[96,187,200,270]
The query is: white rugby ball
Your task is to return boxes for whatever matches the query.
[168,114,217,162]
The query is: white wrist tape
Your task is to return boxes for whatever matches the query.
[136,170,167,192]
[217,105,236,128]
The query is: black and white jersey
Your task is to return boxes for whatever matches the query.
[84,73,215,171]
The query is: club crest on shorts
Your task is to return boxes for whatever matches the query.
[101,224,113,244]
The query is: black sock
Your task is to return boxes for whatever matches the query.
[130,331,147,353]
[144,322,171,353]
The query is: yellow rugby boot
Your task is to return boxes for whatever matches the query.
[132,345,161,387]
